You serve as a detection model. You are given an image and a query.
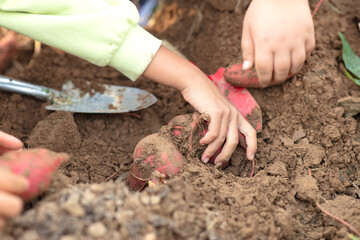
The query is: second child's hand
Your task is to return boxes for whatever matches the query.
[143,46,257,165]
[241,0,315,87]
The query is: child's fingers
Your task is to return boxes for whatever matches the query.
[305,38,315,59]
[199,112,222,146]
[273,51,291,83]
[255,50,273,88]
[0,191,23,218]
[0,168,29,195]
[0,131,23,153]
[241,25,255,70]
[213,116,239,166]
[238,115,257,161]
[201,112,229,162]
[290,48,306,75]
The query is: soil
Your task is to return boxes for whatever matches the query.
[1,0,360,239]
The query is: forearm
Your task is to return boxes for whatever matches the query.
[143,46,204,91]
[0,0,162,80]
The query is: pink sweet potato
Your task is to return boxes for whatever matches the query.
[0,148,69,201]
[168,113,228,167]
[127,134,184,191]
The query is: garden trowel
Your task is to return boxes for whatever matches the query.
[0,76,157,113]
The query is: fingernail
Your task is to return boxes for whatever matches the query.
[203,158,209,164]
[216,162,223,167]
[242,60,251,70]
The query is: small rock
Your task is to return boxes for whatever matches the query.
[87,222,107,238]
[62,203,85,217]
[105,201,116,211]
[59,236,77,240]
[140,195,151,205]
[19,230,39,240]
[292,127,306,142]
[90,184,105,193]
[337,96,360,117]
[144,232,157,240]
[81,190,96,205]
[150,195,161,205]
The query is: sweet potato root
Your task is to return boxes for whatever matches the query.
[0,148,69,201]
[127,134,184,191]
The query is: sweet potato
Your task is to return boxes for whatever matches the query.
[128,112,231,191]
[0,148,69,201]
[127,134,184,191]
[167,112,228,167]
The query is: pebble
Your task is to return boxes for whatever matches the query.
[87,222,107,238]
[292,127,306,142]
[90,184,105,193]
[62,203,85,217]
[59,236,77,240]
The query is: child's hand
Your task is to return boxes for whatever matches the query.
[0,168,28,229]
[180,71,257,165]
[0,131,23,154]
[143,46,257,166]
[241,0,315,87]
[0,131,26,229]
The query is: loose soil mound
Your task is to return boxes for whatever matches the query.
[0,0,359,239]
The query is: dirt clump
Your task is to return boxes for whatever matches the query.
[26,111,81,154]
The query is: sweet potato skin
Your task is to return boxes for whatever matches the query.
[128,134,183,191]
[0,148,69,201]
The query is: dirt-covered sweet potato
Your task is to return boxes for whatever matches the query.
[127,134,184,191]
[0,148,69,201]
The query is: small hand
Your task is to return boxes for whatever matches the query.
[0,168,28,229]
[241,0,315,87]
[181,68,257,166]
[0,131,26,229]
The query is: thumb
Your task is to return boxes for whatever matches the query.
[241,26,255,71]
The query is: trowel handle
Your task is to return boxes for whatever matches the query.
[0,76,52,101]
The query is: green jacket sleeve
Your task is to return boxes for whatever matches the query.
[0,0,162,80]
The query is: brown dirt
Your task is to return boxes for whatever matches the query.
[1,0,360,239]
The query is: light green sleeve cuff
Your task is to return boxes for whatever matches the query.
[109,25,162,81]
[0,0,162,81]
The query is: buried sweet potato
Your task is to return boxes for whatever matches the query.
[128,113,229,191]
[127,134,184,191]
[0,148,69,201]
